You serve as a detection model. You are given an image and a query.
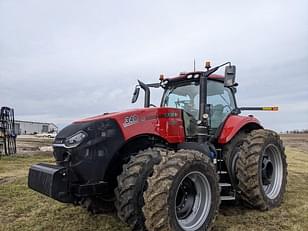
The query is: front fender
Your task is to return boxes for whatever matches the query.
[218,115,263,144]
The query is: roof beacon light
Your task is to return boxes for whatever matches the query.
[159,74,164,81]
[205,60,212,70]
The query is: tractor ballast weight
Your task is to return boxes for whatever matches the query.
[28,62,287,231]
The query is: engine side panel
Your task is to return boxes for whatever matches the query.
[218,115,262,144]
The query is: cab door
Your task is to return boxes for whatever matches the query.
[206,80,236,132]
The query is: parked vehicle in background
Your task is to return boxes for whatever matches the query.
[35,132,57,138]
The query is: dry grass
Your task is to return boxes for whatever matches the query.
[0,135,308,231]
[0,154,129,231]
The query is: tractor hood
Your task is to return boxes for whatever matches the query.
[55,107,185,145]
[74,109,145,124]
[55,109,142,140]
[52,107,185,184]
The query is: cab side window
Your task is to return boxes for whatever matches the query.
[207,81,235,129]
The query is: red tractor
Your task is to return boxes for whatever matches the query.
[28,62,287,231]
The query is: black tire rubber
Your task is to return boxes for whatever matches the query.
[223,131,248,188]
[143,149,220,231]
[236,129,288,210]
[115,148,166,231]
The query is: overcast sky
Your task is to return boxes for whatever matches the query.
[0,0,307,132]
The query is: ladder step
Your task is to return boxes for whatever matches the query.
[218,171,228,174]
[219,183,231,187]
[221,196,235,201]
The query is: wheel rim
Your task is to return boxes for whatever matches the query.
[261,144,283,199]
[175,171,212,231]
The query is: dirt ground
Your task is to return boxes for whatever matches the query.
[16,135,54,154]
[280,133,308,153]
[0,134,308,231]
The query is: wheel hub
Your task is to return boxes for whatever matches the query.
[262,157,273,185]
[176,180,196,219]
[261,144,284,200]
[175,171,212,231]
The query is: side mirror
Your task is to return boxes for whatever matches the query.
[131,86,140,103]
[224,65,236,87]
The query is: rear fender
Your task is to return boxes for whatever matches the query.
[218,115,263,144]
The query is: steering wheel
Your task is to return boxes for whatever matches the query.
[222,104,232,113]
[175,99,190,108]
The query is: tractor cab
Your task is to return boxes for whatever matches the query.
[132,62,237,140]
[161,74,236,136]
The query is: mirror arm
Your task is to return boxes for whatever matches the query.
[131,85,140,103]
[138,80,151,107]
[147,83,161,88]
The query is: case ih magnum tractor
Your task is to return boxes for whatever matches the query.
[28,62,287,231]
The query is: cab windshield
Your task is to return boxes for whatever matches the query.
[162,80,235,129]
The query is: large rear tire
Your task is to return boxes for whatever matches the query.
[143,150,220,231]
[115,148,165,230]
[236,129,287,210]
[223,131,248,188]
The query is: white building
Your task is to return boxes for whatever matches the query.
[14,120,58,135]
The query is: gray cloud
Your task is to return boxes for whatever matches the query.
[0,0,307,131]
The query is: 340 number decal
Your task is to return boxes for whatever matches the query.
[123,115,139,127]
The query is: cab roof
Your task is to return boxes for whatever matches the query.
[162,72,224,88]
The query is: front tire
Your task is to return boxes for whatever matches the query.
[236,129,287,210]
[143,150,220,231]
[115,148,165,230]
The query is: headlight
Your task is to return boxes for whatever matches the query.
[64,131,87,148]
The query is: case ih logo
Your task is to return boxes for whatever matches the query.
[158,112,178,118]
[123,115,139,127]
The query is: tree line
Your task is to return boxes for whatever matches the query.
[284,129,308,134]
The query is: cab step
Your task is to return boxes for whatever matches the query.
[219,182,232,187]
[221,195,236,201]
